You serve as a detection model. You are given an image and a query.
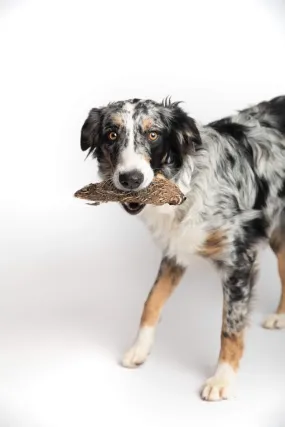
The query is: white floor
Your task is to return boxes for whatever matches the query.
[1,201,285,427]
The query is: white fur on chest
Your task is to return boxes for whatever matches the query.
[140,204,206,266]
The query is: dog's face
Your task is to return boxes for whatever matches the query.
[80,99,201,214]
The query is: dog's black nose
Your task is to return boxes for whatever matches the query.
[119,170,144,190]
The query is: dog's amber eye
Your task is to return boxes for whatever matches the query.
[107,131,118,141]
[148,131,158,142]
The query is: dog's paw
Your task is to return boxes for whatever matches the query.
[121,343,149,368]
[201,376,236,401]
[263,313,285,329]
[121,327,154,369]
[201,363,236,402]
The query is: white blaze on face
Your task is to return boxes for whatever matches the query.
[113,102,154,190]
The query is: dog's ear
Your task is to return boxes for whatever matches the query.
[80,108,102,155]
[170,104,202,154]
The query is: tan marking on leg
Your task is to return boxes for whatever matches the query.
[201,296,245,401]
[122,258,184,368]
[264,237,285,329]
[198,230,226,258]
[219,331,244,371]
[276,247,285,314]
[220,303,244,370]
[141,259,184,327]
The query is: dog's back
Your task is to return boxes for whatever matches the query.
[207,96,285,219]
[238,95,285,136]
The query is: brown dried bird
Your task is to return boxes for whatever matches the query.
[74,175,186,210]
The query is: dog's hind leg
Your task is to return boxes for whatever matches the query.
[263,221,285,329]
[122,257,185,368]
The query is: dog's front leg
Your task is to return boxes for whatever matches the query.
[201,251,258,401]
[122,257,185,368]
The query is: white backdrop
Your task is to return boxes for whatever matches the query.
[1,0,285,426]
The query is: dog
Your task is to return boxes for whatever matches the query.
[80,95,285,401]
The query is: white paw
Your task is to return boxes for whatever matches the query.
[263,313,285,329]
[122,344,149,368]
[121,327,154,369]
[201,376,236,401]
[201,363,236,401]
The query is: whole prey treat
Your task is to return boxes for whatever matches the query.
[74,175,186,211]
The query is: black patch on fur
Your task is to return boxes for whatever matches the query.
[222,331,230,338]
[242,216,268,244]
[226,150,236,168]
[160,109,202,153]
[278,179,285,198]
[253,177,269,210]
[209,118,254,168]
[150,129,182,172]
[226,277,246,303]
[148,105,203,178]
[80,108,102,154]
[210,118,248,142]
[229,218,267,277]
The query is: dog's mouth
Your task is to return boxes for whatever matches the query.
[122,203,145,215]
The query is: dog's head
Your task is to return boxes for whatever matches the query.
[80,98,201,214]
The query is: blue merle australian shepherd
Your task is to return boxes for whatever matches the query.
[80,95,285,401]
